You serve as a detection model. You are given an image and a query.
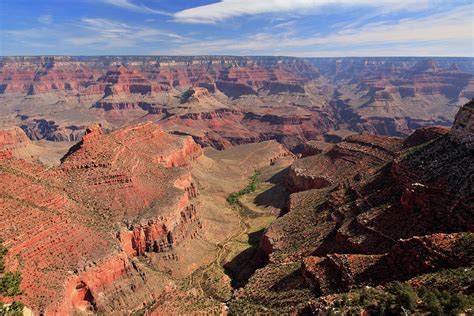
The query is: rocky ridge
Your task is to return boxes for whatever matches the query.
[1,56,472,152]
[229,101,473,314]
[0,121,205,314]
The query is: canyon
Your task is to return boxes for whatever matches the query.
[0,56,473,315]
[0,56,472,152]
[0,118,294,314]
[229,100,473,314]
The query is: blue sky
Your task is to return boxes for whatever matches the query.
[0,0,473,56]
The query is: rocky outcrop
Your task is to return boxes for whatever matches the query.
[302,233,469,295]
[235,101,473,313]
[180,87,211,103]
[20,119,85,141]
[86,65,169,97]
[288,134,401,192]
[402,125,450,148]
[450,99,474,148]
[0,121,205,315]
[0,126,30,147]
[300,140,333,157]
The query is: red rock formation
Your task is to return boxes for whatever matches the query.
[0,121,205,314]
[300,140,333,157]
[0,126,30,147]
[302,233,469,295]
[87,65,169,98]
[242,101,473,312]
[288,134,402,192]
[402,125,450,148]
[0,56,98,94]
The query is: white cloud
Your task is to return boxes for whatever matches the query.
[160,5,474,56]
[285,42,474,57]
[99,0,170,15]
[173,0,431,24]
[38,15,53,25]
[3,17,185,54]
[65,18,184,49]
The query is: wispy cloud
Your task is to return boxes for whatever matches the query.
[65,18,184,48]
[38,15,53,25]
[1,0,471,56]
[159,5,474,56]
[173,0,431,24]
[99,0,170,15]
[3,17,184,54]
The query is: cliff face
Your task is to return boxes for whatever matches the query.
[302,233,470,295]
[450,99,474,148]
[230,101,473,313]
[287,133,402,192]
[0,56,98,94]
[312,58,473,135]
[0,126,30,146]
[0,56,315,96]
[0,121,205,314]
[1,56,471,152]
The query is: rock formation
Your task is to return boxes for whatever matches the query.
[1,56,471,152]
[0,121,204,314]
[450,99,474,148]
[229,100,473,314]
[0,56,473,314]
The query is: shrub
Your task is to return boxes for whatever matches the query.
[453,233,474,264]
[425,292,443,316]
[0,301,25,316]
[227,170,260,206]
[0,241,7,273]
[0,272,22,296]
[389,282,418,311]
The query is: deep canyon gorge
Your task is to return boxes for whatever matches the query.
[0,56,472,315]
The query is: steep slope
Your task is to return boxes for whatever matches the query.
[0,119,295,314]
[2,56,472,152]
[229,101,473,314]
[0,122,204,314]
[318,58,473,135]
[0,126,72,165]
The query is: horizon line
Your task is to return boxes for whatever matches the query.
[1,55,473,59]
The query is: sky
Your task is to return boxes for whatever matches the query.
[0,0,473,57]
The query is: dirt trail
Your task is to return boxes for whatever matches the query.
[189,201,249,297]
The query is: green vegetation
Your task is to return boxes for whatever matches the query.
[453,232,474,264]
[0,272,22,296]
[0,241,22,297]
[329,276,474,315]
[399,139,434,159]
[0,301,25,316]
[0,242,7,273]
[227,170,260,205]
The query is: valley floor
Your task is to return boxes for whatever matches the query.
[141,153,293,315]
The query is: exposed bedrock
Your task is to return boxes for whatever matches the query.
[302,233,470,295]
[252,102,473,309]
[20,119,85,141]
[0,120,208,314]
[287,133,401,192]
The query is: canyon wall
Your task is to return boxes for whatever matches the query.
[1,56,471,152]
[0,121,207,314]
[230,101,473,313]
